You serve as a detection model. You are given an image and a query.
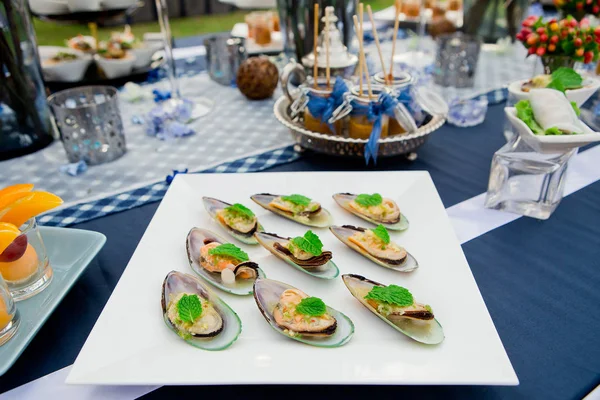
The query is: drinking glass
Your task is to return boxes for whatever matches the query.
[0,274,19,346]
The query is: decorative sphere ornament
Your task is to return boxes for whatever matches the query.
[236,57,279,100]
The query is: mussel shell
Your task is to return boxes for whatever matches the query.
[341,274,444,345]
[332,193,409,231]
[251,193,333,228]
[254,232,340,280]
[186,227,266,295]
[161,271,242,350]
[329,225,418,272]
[202,197,264,244]
[253,278,354,347]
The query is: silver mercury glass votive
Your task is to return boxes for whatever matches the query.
[434,33,482,88]
[47,86,127,165]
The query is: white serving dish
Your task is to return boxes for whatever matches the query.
[100,0,137,9]
[231,23,283,55]
[131,42,162,69]
[508,77,600,106]
[38,46,92,82]
[94,53,136,78]
[67,172,518,386]
[67,0,100,11]
[67,35,96,53]
[28,0,69,15]
[505,107,600,153]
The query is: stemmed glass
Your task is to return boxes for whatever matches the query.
[154,0,213,118]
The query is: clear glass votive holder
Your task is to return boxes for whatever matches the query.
[204,36,248,87]
[434,33,481,88]
[485,135,576,220]
[0,218,52,301]
[48,86,127,166]
[0,274,19,346]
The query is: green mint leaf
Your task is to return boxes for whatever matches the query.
[295,297,327,316]
[571,101,581,117]
[208,243,249,262]
[364,285,414,307]
[291,230,323,256]
[177,294,203,324]
[371,224,390,244]
[550,67,583,90]
[546,79,566,93]
[281,194,312,206]
[355,193,383,207]
[515,100,544,135]
[225,203,255,219]
[425,304,433,313]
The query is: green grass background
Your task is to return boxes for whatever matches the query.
[33,0,390,46]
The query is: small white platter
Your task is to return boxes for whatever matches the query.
[505,107,600,153]
[231,23,283,55]
[507,77,600,107]
[67,172,517,386]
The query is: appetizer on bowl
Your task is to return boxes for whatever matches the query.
[94,41,136,79]
[161,271,242,350]
[508,67,600,106]
[186,228,265,295]
[38,46,92,82]
[67,35,96,53]
[330,224,418,272]
[253,278,354,347]
[342,274,444,344]
[255,230,339,279]
[203,197,264,244]
[333,192,409,231]
[251,193,333,227]
[506,88,600,153]
[110,25,161,69]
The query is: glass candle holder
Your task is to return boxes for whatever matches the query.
[373,72,417,135]
[346,87,390,140]
[0,218,52,301]
[434,33,481,88]
[247,12,273,46]
[0,274,19,346]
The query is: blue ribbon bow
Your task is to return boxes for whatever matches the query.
[306,77,348,133]
[352,92,397,165]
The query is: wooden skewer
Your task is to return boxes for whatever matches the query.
[313,3,319,88]
[367,5,387,85]
[353,14,373,99]
[360,10,373,99]
[359,3,364,95]
[325,6,331,88]
[352,15,362,96]
[389,0,402,81]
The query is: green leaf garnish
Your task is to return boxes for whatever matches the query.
[354,193,383,207]
[364,285,414,307]
[295,297,327,317]
[425,304,433,313]
[571,101,581,117]
[546,79,566,93]
[515,100,543,135]
[208,243,249,262]
[225,203,255,219]
[371,224,390,244]
[281,194,312,206]
[177,294,203,324]
[291,230,323,256]
[550,67,583,90]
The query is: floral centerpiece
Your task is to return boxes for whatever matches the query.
[516,15,600,73]
[553,0,600,20]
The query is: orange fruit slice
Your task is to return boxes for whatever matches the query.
[0,222,20,255]
[0,184,34,211]
[0,192,63,228]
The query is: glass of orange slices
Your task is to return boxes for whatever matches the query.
[0,184,63,301]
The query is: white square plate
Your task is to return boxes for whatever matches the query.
[67,172,518,386]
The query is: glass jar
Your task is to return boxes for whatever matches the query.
[0,0,54,161]
[246,12,273,46]
[335,86,392,140]
[0,274,19,346]
[0,218,52,301]
[373,72,416,136]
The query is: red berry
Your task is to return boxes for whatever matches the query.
[516,33,524,41]
[594,5,600,12]
[537,27,546,34]
[574,37,583,47]
[548,43,557,52]
[527,34,539,45]
[576,47,585,57]
[586,35,593,42]
[536,47,546,56]
[577,2,584,9]
[0,235,28,263]
[528,47,537,55]
[584,51,594,63]
[540,33,548,42]
[522,27,532,35]
[587,0,592,4]
[571,19,579,27]
[551,35,559,43]
[594,26,600,35]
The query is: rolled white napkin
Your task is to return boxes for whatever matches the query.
[529,88,581,134]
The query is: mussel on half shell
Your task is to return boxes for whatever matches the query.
[186,228,266,295]
[161,271,242,350]
[253,278,354,347]
[254,232,339,279]
[332,193,409,231]
[342,274,444,344]
[203,197,264,244]
[329,225,418,272]
[250,193,333,228]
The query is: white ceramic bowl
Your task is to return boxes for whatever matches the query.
[130,42,162,69]
[67,35,97,53]
[29,0,69,15]
[505,107,600,153]
[67,0,100,12]
[508,77,600,106]
[38,46,92,82]
[94,53,136,79]
[101,0,137,9]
